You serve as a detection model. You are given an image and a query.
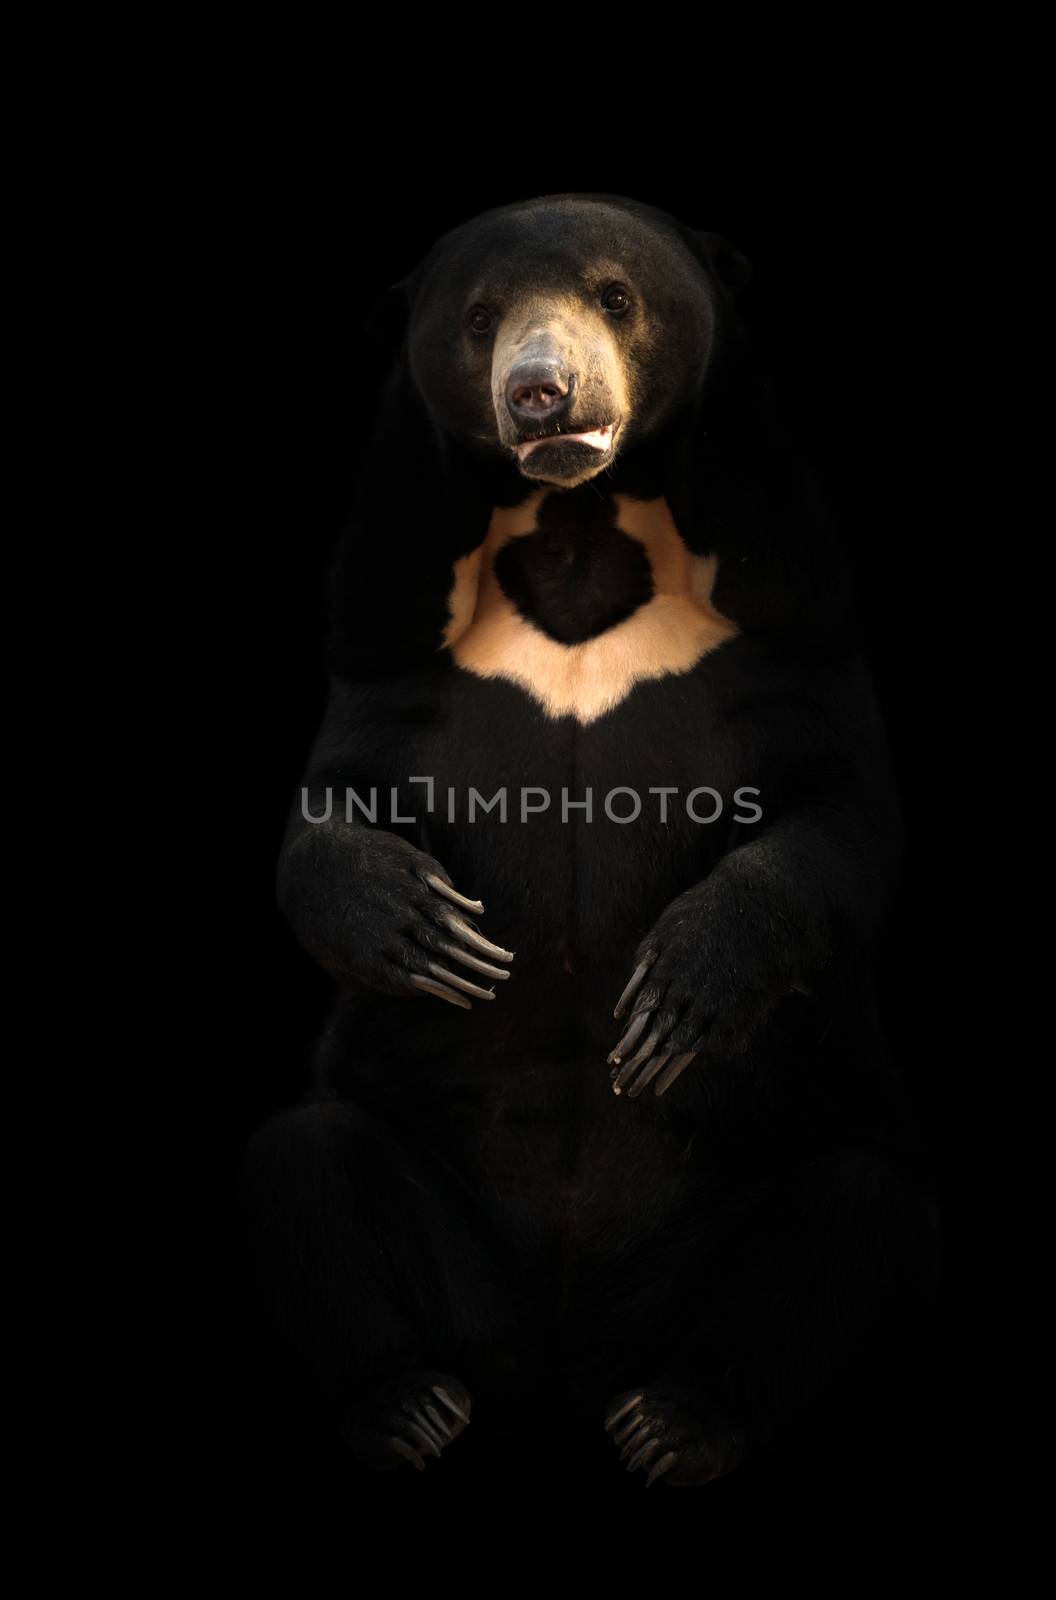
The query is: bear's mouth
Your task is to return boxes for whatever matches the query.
[514,423,616,463]
[511,422,621,483]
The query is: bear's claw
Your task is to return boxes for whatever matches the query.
[424,961,497,1002]
[423,873,485,915]
[396,872,515,1009]
[608,1399,681,1484]
[646,1451,679,1487]
[438,910,515,963]
[612,957,656,1020]
[342,1369,473,1472]
[431,1384,471,1426]
[409,974,474,1009]
[437,940,512,982]
[611,1050,696,1097]
[608,982,699,1099]
[603,1384,746,1488]
[604,1393,644,1431]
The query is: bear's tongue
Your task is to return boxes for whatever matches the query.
[515,425,612,461]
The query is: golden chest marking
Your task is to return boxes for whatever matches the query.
[441,493,738,725]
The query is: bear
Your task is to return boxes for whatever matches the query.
[241,192,937,1490]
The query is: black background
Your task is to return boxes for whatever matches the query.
[190,140,945,1529]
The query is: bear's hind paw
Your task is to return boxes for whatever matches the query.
[603,1382,746,1487]
[341,1369,473,1472]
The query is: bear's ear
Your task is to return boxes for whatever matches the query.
[362,249,436,368]
[680,229,754,295]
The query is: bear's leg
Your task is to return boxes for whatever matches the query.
[598,1150,938,1487]
[240,1090,525,1472]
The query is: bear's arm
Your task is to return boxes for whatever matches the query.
[276,675,512,1004]
[610,655,902,1090]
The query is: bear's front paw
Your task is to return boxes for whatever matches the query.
[603,1383,746,1487]
[339,835,515,1008]
[607,883,799,1097]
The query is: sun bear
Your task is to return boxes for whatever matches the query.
[241,193,936,1488]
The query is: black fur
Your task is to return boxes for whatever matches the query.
[242,194,937,1488]
[494,497,655,644]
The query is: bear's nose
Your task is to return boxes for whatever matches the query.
[506,361,574,424]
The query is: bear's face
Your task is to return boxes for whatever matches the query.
[405,195,741,490]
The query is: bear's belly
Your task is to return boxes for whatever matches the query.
[340,631,753,1092]
[375,1048,720,1262]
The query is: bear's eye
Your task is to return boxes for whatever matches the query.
[601,283,631,318]
[467,306,493,334]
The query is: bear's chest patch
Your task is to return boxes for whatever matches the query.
[442,491,739,725]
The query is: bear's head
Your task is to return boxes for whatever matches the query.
[399,193,751,490]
